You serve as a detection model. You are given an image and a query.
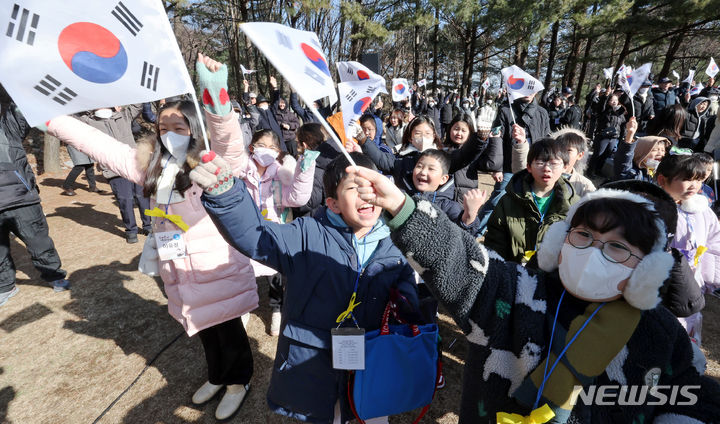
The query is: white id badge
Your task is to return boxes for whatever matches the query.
[331,327,365,370]
[154,231,187,261]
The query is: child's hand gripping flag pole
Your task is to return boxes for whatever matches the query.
[240,22,357,167]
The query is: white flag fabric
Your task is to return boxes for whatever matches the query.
[482,78,490,90]
[618,63,651,97]
[672,70,680,80]
[336,61,385,85]
[338,78,386,139]
[391,78,410,102]
[706,57,718,78]
[603,67,614,80]
[0,0,193,127]
[335,61,387,137]
[683,69,696,85]
[240,64,256,75]
[690,83,703,96]
[500,65,544,102]
[417,78,427,87]
[240,22,337,105]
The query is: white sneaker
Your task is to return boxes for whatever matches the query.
[241,313,249,329]
[215,384,249,420]
[270,311,281,336]
[191,381,222,405]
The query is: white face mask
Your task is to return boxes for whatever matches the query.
[428,102,436,108]
[160,131,191,160]
[258,104,269,110]
[645,158,660,170]
[638,87,649,95]
[252,147,279,167]
[94,108,113,119]
[413,136,435,152]
[558,243,632,301]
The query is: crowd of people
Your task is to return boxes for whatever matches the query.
[1,51,720,424]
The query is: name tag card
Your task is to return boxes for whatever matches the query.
[331,327,365,370]
[154,231,187,261]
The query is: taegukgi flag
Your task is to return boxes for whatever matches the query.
[683,69,695,85]
[417,78,427,87]
[240,22,337,105]
[618,63,651,97]
[0,0,194,127]
[481,78,490,90]
[391,78,410,102]
[500,65,544,101]
[240,64,256,75]
[603,67,614,80]
[672,70,680,80]
[336,60,384,84]
[706,57,718,78]
[336,61,387,137]
[690,83,703,96]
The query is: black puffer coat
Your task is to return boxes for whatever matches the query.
[0,104,38,212]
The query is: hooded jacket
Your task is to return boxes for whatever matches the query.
[201,179,419,423]
[680,97,711,150]
[613,136,670,182]
[48,110,258,336]
[0,104,39,212]
[483,169,577,262]
[272,92,300,143]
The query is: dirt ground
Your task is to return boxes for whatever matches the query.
[0,163,719,424]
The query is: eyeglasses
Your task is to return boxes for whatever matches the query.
[531,160,564,170]
[566,229,643,264]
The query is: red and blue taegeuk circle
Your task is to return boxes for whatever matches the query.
[58,22,128,84]
[394,84,406,94]
[300,42,330,77]
[357,70,370,80]
[507,75,524,90]
[353,97,372,114]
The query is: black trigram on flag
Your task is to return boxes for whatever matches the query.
[5,3,39,46]
[141,62,159,91]
[34,75,77,105]
[112,1,143,36]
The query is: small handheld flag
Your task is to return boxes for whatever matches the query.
[683,69,696,85]
[706,57,718,79]
[240,64,256,75]
[391,78,410,102]
[500,65,544,102]
[336,61,387,139]
[603,67,614,80]
[482,78,490,90]
[417,78,427,87]
[672,70,680,80]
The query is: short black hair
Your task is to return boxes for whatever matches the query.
[570,197,661,255]
[359,114,376,128]
[418,149,451,175]
[527,138,569,165]
[555,131,588,155]
[656,153,709,182]
[296,123,326,150]
[323,152,378,199]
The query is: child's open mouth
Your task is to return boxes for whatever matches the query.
[357,204,375,215]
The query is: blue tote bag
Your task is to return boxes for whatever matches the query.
[349,290,439,422]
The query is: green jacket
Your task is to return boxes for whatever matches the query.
[484,170,577,262]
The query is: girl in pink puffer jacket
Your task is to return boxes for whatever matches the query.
[47,54,315,420]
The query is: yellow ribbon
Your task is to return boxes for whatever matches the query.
[336,292,361,323]
[144,207,189,232]
[260,209,274,221]
[694,245,708,267]
[523,250,537,263]
[496,404,555,424]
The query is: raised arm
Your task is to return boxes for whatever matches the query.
[48,116,145,185]
[278,155,317,208]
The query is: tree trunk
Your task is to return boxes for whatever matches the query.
[431,6,439,92]
[460,23,477,97]
[614,31,633,71]
[565,32,583,88]
[575,35,594,103]
[658,32,685,80]
[43,133,62,175]
[543,20,560,90]
[562,25,580,88]
[413,0,421,82]
[535,37,544,77]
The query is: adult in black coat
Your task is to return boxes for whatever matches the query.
[0,91,69,303]
[652,77,677,115]
[439,93,454,138]
[588,92,626,177]
[288,92,331,124]
[251,95,286,152]
[680,96,712,151]
[417,97,442,137]
[630,80,655,135]
[560,95,583,129]
[545,95,566,131]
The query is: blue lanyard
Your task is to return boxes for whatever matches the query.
[344,223,378,326]
[533,290,606,410]
[532,191,554,224]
